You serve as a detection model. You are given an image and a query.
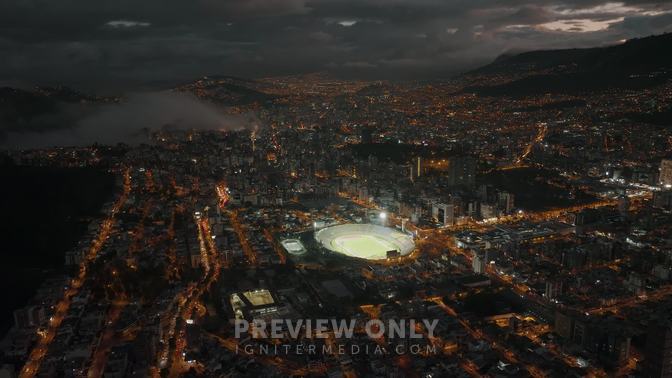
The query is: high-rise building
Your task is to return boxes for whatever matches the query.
[653,191,672,211]
[432,203,455,225]
[446,156,476,187]
[660,159,672,188]
[472,250,487,274]
[618,195,630,218]
[409,157,423,181]
[480,203,497,219]
[554,311,574,339]
[644,320,672,378]
[590,324,631,367]
[360,127,373,144]
[560,315,631,368]
[498,191,515,214]
[416,157,422,179]
[545,280,563,300]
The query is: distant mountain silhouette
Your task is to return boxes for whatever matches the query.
[464,33,672,96]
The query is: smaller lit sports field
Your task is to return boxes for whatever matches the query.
[315,224,414,261]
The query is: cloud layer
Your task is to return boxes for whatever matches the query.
[0,1,671,90]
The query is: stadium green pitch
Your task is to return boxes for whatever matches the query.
[315,224,415,261]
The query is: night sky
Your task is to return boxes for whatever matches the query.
[1,1,671,91]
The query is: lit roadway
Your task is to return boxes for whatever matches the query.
[587,283,672,315]
[205,332,328,376]
[227,209,258,265]
[215,182,230,208]
[427,296,547,378]
[515,122,547,166]
[164,213,222,377]
[360,304,386,346]
[86,296,129,378]
[144,169,155,193]
[87,193,152,377]
[264,228,287,264]
[20,168,131,378]
[164,207,180,281]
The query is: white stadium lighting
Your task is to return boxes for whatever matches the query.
[315,224,414,261]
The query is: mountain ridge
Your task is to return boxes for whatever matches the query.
[464,32,672,96]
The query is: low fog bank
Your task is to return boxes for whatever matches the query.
[1,92,257,149]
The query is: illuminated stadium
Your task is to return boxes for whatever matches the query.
[280,239,307,256]
[315,224,415,261]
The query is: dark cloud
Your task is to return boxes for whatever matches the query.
[0,0,671,91]
[1,92,257,149]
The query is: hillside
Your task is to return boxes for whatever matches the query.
[173,76,276,106]
[464,33,672,96]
